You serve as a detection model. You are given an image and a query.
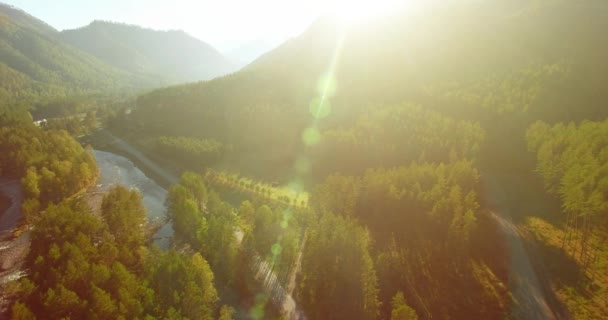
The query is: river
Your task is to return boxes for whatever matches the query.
[1,147,303,319]
[0,149,172,285]
[0,150,171,318]
[93,150,172,248]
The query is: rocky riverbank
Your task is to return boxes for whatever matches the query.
[0,179,27,319]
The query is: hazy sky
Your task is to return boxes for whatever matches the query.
[3,0,331,51]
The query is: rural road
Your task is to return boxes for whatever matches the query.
[483,176,556,320]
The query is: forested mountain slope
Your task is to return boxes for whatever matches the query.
[3,0,607,319]
[120,2,608,318]
[0,3,240,110]
[60,21,240,85]
[0,3,141,107]
[130,0,608,177]
[0,2,54,34]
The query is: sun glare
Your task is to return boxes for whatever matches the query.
[331,0,408,24]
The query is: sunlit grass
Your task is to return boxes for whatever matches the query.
[521,217,608,319]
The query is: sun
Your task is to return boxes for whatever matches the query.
[330,0,408,24]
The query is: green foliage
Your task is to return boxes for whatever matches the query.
[167,172,238,284]
[309,161,507,319]
[238,200,255,230]
[155,136,228,169]
[130,0,608,180]
[11,0,608,318]
[0,104,32,126]
[251,205,281,255]
[168,184,201,244]
[241,203,302,286]
[146,250,219,320]
[0,123,98,224]
[297,212,379,320]
[527,120,608,220]
[14,187,229,320]
[313,161,480,246]
[527,119,608,280]
[391,292,418,320]
[42,111,98,137]
[312,104,484,177]
[101,186,147,268]
[218,305,236,320]
[10,302,35,320]
[18,199,153,319]
[0,11,137,105]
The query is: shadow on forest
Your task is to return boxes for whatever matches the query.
[472,212,509,281]
[534,239,590,294]
[490,169,563,225]
[526,234,588,319]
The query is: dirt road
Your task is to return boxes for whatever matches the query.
[483,176,557,320]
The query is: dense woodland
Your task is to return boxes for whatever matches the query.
[0,2,237,108]
[2,0,608,319]
[0,109,98,220]
[302,161,508,319]
[0,4,134,106]
[526,120,608,318]
[13,186,234,320]
[120,1,608,318]
[153,136,230,169]
[0,111,236,319]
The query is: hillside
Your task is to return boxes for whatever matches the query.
[3,0,608,319]
[0,3,143,107]
[121,2,608,318]
[0,2,54,34]
[60,21,240,85]
[130,0,608,177]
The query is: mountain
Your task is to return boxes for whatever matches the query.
[135,0,608,114]
[0,3,145,107]
[0,2,54,34]
[0,3,240,108]
[124,1,608,319]
[131,0,608,174]
[60,21,240,84]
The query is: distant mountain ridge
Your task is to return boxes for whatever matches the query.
[0,2,242,106]
[0,3,139,106]
[0,2,55,34]
[60,21,241,84]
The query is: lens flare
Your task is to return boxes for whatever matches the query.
[302,127,322,146]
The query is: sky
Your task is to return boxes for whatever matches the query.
[2,0,330,51]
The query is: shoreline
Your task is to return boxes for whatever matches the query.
[83,129,179,189]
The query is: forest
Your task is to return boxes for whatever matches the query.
[2,0,608,319]
[0,109,98,219]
